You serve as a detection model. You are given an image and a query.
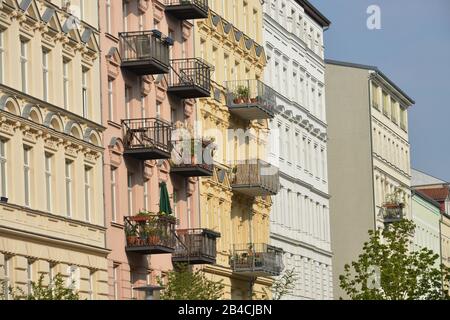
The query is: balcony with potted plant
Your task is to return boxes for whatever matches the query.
[124,211,177,255]
[230,159,280,196]
[165,0,209,20]
[225,79,276,120]
[119,30,173,75]
[230,243,284,277]
[122,118,172,160]
[382,189,406,224]
[172,228,221,265]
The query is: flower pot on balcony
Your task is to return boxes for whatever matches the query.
[250,97,258,103]
[148,235,160,246]
[233,98,244,104]
[127,236,139,246]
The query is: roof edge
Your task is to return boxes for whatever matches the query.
[295,0,331,28]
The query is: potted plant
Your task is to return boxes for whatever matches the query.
[146,225,161,246]
[233,85,250,104]
[131,210,153,223]
[125,224,138,246]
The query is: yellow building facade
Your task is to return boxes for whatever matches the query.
[0,0,108,299]
[194,1,281,300]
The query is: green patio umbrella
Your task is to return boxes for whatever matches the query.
[159,182,172,215]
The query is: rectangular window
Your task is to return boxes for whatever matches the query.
[84,166,92,222]
[63,59,70,109]
[42,49,49,101]
[82,68,89,118]
[27,260,33,296]
[65,160,73,218]
[139,11,145,31]
[111,167,117,222]
[0,140,7,197]
[391,99,398,123]
[122,1,128,32]
[140,95,146,119]
[23,146,31,207]
[3,256,10,300]
[113,264,119,300]
[382,91,389,116]
[0,30,4,83]
[20,40,28,93]
[125,86,131,119]
[108,79,114,121]
[144,180,149,211]
[45,153,53,212]
[127,173,133,215]
[106,0,111,33]
[156,102,161,119]
[88,270,95,300]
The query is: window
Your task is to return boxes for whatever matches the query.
[20,40,28,93]
[63,59,70,109]
[23,146,31,207]
[27,260,33,296]
[106,0,111,33]
[140,95,146,119]
[144,179,149,211]
[391,99,398,124]
[400,107,407,131]
[127,173,133,215]
[79,0,84,21]
[139,11,145,31]
[125,86,131,119]
[3,256,10,300]
[108,79,114,121]
[84,166,92,222]
[42,49,49,101]
[88,270,95,300]
[0,30,4,83]
[122,1,128,32]
[82,68,89,118]
[156,102,161,119]
[0,140,6,197]
[113,264,119,300]
[371,83,379,109]
[111,167,117,222]
[45,153,53,212]
[65,160,73,218]
[382,91,389,116]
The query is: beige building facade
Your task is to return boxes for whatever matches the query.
[325,60,414,298]
[0,0,108,299]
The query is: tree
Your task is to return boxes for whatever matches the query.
[339,220,450,300]
[158,264,224,300]
[1,273,80,300]
[259,268,298,300]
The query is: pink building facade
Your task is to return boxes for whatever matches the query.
[99,0,212,299]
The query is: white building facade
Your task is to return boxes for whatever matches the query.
[263,0,333,299]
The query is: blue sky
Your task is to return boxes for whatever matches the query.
[310,0,450,181]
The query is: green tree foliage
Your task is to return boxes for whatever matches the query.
[1,273,80,300]
[272,268,298,300]
[340,220,450,300]
[159,264,224,300]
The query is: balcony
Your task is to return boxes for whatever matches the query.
[168,58,212,99]
[122,118,172,160]
[382,202,405,225]
[165,0,209,20]
[172,229,220,265]
[231,160,280,196]
[230,243,284,277]
[124,213,177,255]
[171,139,214,177]
[119,30,172,75]
[225,79,276,120]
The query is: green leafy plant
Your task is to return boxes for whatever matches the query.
[158,264,224,300]
[236,85,250,100]
[1,273,80,300]
[339,220,450,300]
[258,268,298,300]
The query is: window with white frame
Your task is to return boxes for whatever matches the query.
[140,95,146,119]
[65,160,73,218]
[110,167,117,222]
[156,102,161,119]
[80,0,85,21]
[45,153,53,212]
[20,39,29,93]
[122,1,128,32]
[42,48,49,101]
[84,166,92,222]
[26,259,33,296]
[144,179,149,211]
[108,79,114,121]
[139,10,145,31]
[106,0,111,33]
[113,264,119,300]
[125,86,131,119]
[127,172,133,215]
[0,30,4,84]
[88,270,95,300]
[23,146,32,207]
[63,59,70,109]
[82,67,89,118]
[3,255,10,299]
[0,140,7,198]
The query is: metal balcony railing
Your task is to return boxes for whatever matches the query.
[382,202,405,224]
[122,118,172,160]
[230,243,284,277]
[172,229,220,265]
[225,79,276,120]
[124,213,177,254]
[171,139,215,177]
[119,30,172,75]
[231,159,280,196]
[168,58,212,99]
[165,0,209,20]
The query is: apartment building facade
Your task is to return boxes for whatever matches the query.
[99,0,220,299]
[194,1,283,299]
[325,60,414,298]
[262,0,333,300]
[0,0,108,299]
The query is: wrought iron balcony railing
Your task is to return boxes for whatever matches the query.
[119,30,172,75]
[171,139,215,177]
[122,118,172,160]
[382,202,405,224]
[172,229,220,265]
[168,58,212,99]
[230,243,284,277]
[124,213,177,255]
[165,0,209,20]
[225,79,276,120]
[231,159,280,196]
